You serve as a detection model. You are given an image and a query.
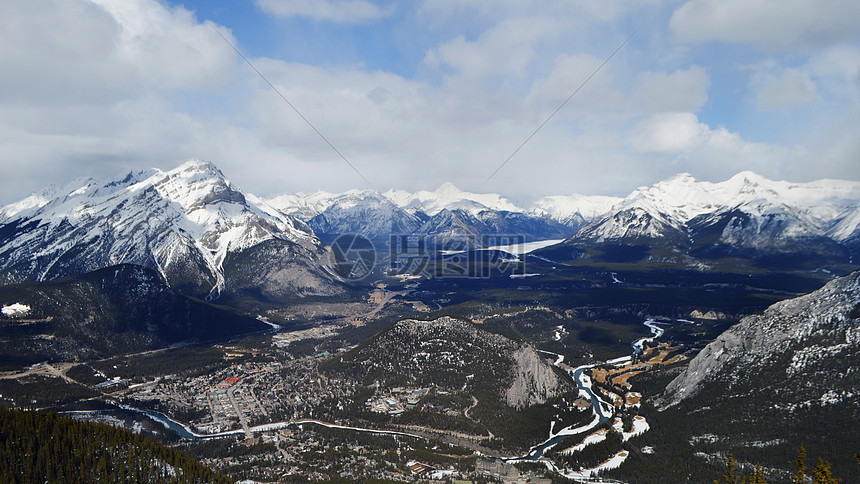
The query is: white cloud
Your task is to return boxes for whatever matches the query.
[0,0,235,105]
[670,0,860,50]
[90,0,237,90]
[0,0,238,200]
[752,67,817,110]
[807,45,860,99]
[420,0,662,25]
[525,53,624,114]
[632,112,706,153]
[425,16,559,81]
[0,0,856,207]
[630,112,799,179]
[631,66,710,113]
[255,0,392,24]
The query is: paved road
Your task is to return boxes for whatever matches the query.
[227,390,252,438]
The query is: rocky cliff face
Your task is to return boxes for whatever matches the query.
[505,346,564,408]
[659,270,860,409]
[647,270,860,482]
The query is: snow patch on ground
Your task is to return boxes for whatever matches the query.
[561,450,629,479]
[1,303,31,318]
[624,416,650,440]
[561,429,609,454]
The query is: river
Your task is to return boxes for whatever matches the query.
[508,318,668,464]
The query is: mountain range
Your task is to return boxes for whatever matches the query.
[267,181,620,243]
[2,160,859,304]
[564,172,860,264]
[269,172,860,260]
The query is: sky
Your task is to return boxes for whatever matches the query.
[1,0,859,205]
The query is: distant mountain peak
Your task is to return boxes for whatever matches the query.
[174,157,222,173]
[568,171,860,253]
[728,170,769,183]
[666,172,698,183]
[267,171,860,255]
[434,181,463,194]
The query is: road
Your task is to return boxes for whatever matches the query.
[42,363,77,385]
[227,390,252,438]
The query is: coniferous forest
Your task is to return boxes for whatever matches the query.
[0,406,231,484]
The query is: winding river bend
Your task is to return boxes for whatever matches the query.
[509,318,668,464]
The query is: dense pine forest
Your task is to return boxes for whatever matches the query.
[0,406,231,484]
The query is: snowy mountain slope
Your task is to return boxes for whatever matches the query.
[267,171,860,262]
[639,270,860,482]
[659,269,860,408]
[568,172,860,256]
[306,191,426,241]
[267,183,607,245]
[271,183,621,228]
[267,189,344,220]
[268,184,623,246]
[412,208,570,245]
[531,193,622,228]
[0,160,341,300]
[384,182,525,216]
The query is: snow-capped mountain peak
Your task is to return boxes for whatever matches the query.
[0,160,335,300]
[572,171,860,250]
[266,171,860,255]
[384,182,524,216]
[530,194,623,228]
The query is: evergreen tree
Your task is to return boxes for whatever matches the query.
[793,446,807,484]
[0,406,232,483]
[717,454,739,484]
[812,458,840,484]
[751,463,768,484]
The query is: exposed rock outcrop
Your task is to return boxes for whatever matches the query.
[658,270,860,409]
[505,346,563,408]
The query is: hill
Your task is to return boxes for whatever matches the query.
[0,264,268,366]
[607,270,860,482]
[0,405,230,483]
[326,316,567,408]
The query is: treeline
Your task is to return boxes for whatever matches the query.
[0,375,98,407]
[714,447,843,484]
[0,406,231,483]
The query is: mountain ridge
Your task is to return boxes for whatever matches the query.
[268,172,860,259]
[0,159,343,302]
[638,269,860,482]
